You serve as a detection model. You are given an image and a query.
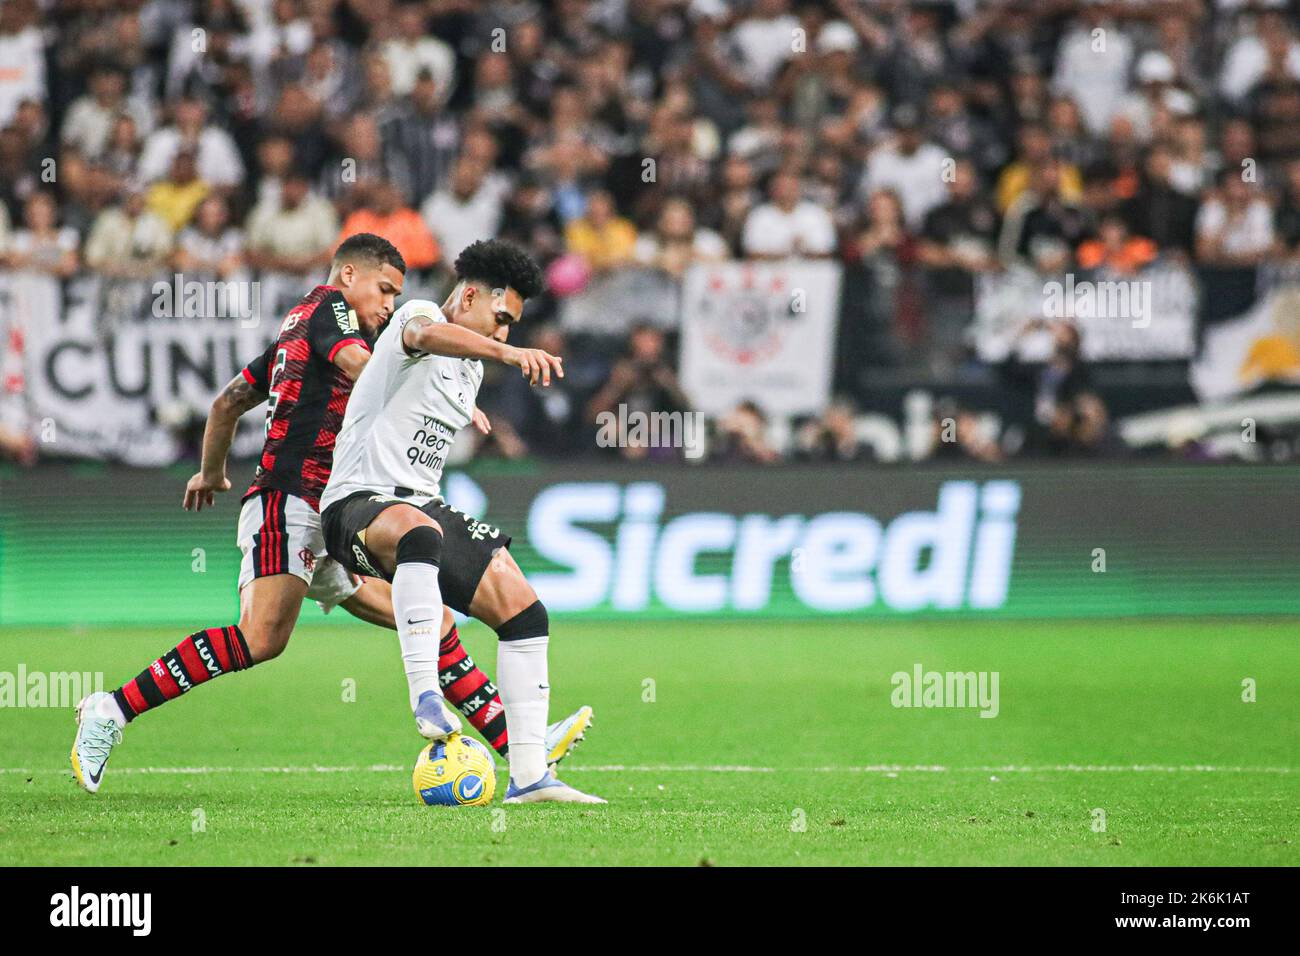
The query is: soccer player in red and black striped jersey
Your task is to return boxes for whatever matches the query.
[70,234,588,792]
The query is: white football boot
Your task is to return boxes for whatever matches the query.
[70,692,124,793]
[503,769,606,804]
[414,690,462,740]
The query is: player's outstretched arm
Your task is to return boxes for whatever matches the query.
[183,373,265,512]
[402,317,564,386]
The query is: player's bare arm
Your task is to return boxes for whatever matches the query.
[183,372,266,512]
[332,342,372,382]
[402,313,564,387]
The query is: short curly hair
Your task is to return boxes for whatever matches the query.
[454,239,544,299]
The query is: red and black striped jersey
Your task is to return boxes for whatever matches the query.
[240,285,372,511]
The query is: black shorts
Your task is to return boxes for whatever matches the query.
[321,491,512,614]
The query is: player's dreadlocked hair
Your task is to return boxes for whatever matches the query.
[333,232,407,274]
[454,239,545,299]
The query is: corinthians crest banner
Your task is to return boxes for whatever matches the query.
[678,260,842,418]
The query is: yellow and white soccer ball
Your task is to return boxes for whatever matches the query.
[413,733,497,806]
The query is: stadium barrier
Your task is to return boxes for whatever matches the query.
[1,461,1297,626]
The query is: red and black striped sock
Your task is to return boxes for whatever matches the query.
[439,625,509,756]
[112,625,253,723]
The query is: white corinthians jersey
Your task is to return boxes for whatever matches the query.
[322,300,482,509]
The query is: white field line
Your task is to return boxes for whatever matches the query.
[0,764,1294,776]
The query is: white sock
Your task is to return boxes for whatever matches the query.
[391,561,444,712]
[94,693,127,726]
[497,635,550,787]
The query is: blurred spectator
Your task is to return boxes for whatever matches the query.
[564,189,638,274]
[743,169,835,259]
[245,169,337,277]
[1123,144,1200,257]
[323,113,407,206]
[0,0,44,127]
[491,324,585,458]
[633,197,728,279]
[930,397,1002,463]
[1169,113,1213,196]
[356,49,403,129]
[3,191,78,278]
[860,103,949,230]
[716,154,760,254]
[337,180,440,273]
[146,148,209,232]
[299,42,356,124]
[1248,23,1300,164]
[1276,158,1300,259]
[795,397,872,462]
[84,182,172,279]
[137,95,244,188]
[1196,171,1276,267]
[996,124,1083,214]
[926,81,1004,177]
[251,134,295,211]
[1046,96,1101,172]
[174,196,245,280]
[61,63,153,162]
[421,156,504,264]
[730,0,800,90]
[1001,319,1108,456]
[384,69,459,206]
[919,158,1000,366]
[1051,3,1135,136]
[102,113,143,181]
[1077,214,1157,274]
[0,123,39,221]
[1116,51,1197,146]
[382,2,456,100]
[588,324,693,461]
[729,95,785,170]
[1219,10,1300,105]
[713,400,780,464]
[783,19,861,133]
[1001,159,1090,264]
[882,2,952,106]
[855,188,922,363]
[497,172,564,263]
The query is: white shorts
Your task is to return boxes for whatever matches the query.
[237,490,361,611]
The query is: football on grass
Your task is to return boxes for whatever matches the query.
[413,733,496,806]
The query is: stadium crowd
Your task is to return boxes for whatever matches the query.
[1,0,1299,467]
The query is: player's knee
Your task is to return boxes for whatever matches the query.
[494,599,549,642]
[242,621,292,663]
[396,524,443,568]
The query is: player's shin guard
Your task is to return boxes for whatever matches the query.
[111,625,252,723]
[496,601,550,788]
[440,624,509,756]
[392,525,445,711]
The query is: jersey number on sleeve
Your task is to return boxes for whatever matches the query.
[264,348,288,438]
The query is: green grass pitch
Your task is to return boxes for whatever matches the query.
[1,617,1296,866]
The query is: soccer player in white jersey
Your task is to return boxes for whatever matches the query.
[321,240,603,804]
